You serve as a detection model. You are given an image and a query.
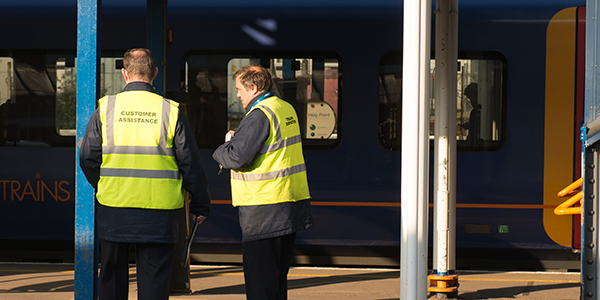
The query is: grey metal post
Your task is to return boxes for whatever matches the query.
[583,143,599,298]
[583,0,600,297]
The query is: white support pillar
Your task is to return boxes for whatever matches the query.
[400,0,431,299]
[430,0,459,296]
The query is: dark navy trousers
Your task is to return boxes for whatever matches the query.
[242,233,297,300]
[98,239,175,300]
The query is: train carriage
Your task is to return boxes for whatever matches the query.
[0,0,587,269]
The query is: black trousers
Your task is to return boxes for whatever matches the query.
[98,239,175,300]
[242,233,297,300]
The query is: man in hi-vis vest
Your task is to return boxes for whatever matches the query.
[213,65,312,300]
[79,48,210,300]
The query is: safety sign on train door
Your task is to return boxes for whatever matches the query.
[306,102,336,139]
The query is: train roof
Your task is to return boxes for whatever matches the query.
[0,0,586,9]
[0,0,586,24]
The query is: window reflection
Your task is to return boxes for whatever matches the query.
[183,53,341,149]
[0,52,65,147]
[0,57,14,146]
[378,51,506,152]
[56,57,125,136]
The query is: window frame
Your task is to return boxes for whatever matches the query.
[181,50,344,150]
[377,50,508,152]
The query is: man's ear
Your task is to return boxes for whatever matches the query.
[153,67,159,80]
[121,68,129,83]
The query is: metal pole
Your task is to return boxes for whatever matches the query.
[582,142,599,299]
[586,0,600,126]
[147,0,167,95]
[584,1,600,297]
[145,0,193,291]
[75,0,101,299]
[400,0,431,299]
[430,0,458,297]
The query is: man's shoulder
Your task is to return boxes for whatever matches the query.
[97,94,110,103]
[163,97,180,108]
[264,96,294,109]
[245,107,269,122]
[116,90,170,103]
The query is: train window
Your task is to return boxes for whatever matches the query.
[378,51,507,151]
[0,51,128,147]
[56,57,126,136]
[0,52,71,147]
[182,52,341,149]
[0,57,14,145]
[0,57,15,103]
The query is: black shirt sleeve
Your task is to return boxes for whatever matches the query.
[79,109,103,189]
[212,109,271,170]
[173,110,211,217]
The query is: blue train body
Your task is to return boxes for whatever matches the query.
[0,0,587,266]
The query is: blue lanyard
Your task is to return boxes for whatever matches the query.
[250,92,273,110]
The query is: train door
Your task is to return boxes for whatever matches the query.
[543,6,585,250]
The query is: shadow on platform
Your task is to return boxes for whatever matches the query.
[190,268,398,296]
[455,282,580,299]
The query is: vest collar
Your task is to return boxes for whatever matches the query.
[245,91,271,114]
[122,82,157,94]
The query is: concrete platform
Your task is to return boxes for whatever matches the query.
[0,263,581,299]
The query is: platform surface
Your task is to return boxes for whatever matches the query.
[0,263,581,299]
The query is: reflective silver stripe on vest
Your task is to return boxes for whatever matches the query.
[231,163,306,182]
[100,168,181,179]
[102,145,174,156]
[159,96,171,153]
[260,135,301,154]
[105,95,117,148]
[257,104,301,154]
[103,95,175,156]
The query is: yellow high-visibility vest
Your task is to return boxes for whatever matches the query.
[96,91,184,210]
[230,96,310,206]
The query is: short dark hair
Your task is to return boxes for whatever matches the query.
[233,65,273,92]
[123,48,156,81]
[464,82,478,104]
